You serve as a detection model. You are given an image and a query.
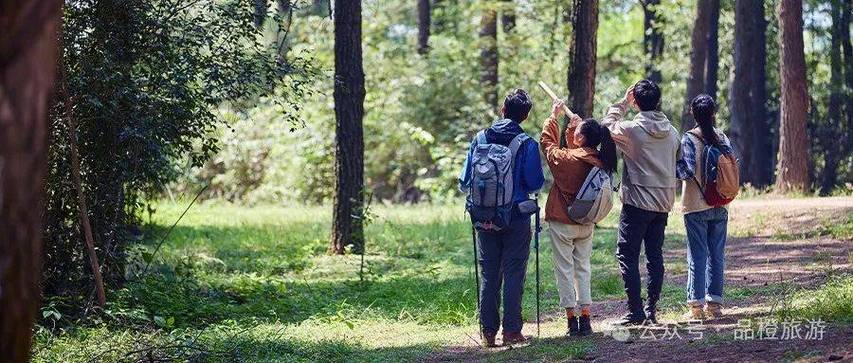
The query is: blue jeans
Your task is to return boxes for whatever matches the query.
[684,207,728,305]
[477,218,531,334]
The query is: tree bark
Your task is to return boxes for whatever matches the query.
[729,0,771,187]
[330,0,365,255]
[480,2,499,109]
[0,1,62,362]
[774,0,810,192]
[567,0,598,118]
[642,0,664,84]
[705,0,720,98]
[682,0,712,130]
[417,0,431,55]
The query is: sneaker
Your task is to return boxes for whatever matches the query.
[567,316,580,336]
[502,332,531,345]
[705,302,722,319]
[645,306,658,324]
[615,312,647,326]
[578,314,593,336]
[687,305,705,320]
[482,330,497,348]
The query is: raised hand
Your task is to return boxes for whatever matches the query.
[550,99,566,119]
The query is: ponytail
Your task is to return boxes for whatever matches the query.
[690,94,721,146]
[598,125,618,174]
[577,118,618,174]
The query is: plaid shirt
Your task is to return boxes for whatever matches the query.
[676,131,733,181]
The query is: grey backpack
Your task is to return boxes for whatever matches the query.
[567,166,615,225]
[466,131,528,231]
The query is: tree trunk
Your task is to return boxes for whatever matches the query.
[682,0,712,130]
[729,0,771,187]
[567,0,598,118]
[774,0,810,192]
[501,0,516,33]
[821,0,846,194]
[480,2,499,109]
[0,2,61,362]
[642,0,664,84]
[330,0,365,255]
[843,0,852,155]
[417,0,431,55]
[254,0,267,28]
[705,0,720,98]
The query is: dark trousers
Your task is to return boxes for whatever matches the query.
[616,204,668,314]
[477,218,531,334]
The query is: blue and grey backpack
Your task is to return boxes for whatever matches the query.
[465,131,529,231]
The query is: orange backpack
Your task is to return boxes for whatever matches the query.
[688,130,740,206]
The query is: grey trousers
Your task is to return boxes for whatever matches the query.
[477,218,531,334]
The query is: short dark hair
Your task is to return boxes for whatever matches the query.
[503,89,533,122]
[633,79,661,111]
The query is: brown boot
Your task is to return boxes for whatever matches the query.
[482,330,497,348]
[705,302,723,320]
[502,331,531,346]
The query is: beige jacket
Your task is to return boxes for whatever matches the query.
[601,101,681,213]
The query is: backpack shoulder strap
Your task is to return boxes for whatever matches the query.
[476,130,488,145]
[508,133,529,157]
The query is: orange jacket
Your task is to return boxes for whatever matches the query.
[539,115,603,225]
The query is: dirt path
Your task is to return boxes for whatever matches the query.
[432,197,852,362]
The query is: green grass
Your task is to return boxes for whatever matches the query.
[778,275,853,323]
[30,200,849,362]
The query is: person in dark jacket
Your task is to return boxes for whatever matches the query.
[459,89,545,347]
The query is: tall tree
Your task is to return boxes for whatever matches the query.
[480,1,499,109]
[843,0,853,156]
[0,2,61,362]
[774,0,810,192]
[417,0,431,55]
[330,0,365,254]
[821,0,848,193]
[729,0,772,186]
[641,0,664,84]
[682,0,712,130]
[567,0,598,118]
[704,0,720,98]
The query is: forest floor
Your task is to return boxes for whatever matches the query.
[32,196,852,362]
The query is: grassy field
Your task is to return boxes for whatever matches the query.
[32,197,853,362]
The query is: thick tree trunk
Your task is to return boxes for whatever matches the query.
[774,0,810,192]
[822,0,846,194]
[480,2,499,109]
[567,0,598,118]
[330,0,365,254]
[642,0,664,84]
[0,2,61,362]
[729,0,771,187]
[705,0,720,98]
[417,0,431,55]
[683,0,712,130]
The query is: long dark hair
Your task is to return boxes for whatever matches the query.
[690,94,721,146]
[578,118,618,174]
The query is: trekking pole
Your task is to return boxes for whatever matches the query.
[534,193,541,337]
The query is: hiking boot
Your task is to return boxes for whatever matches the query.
[502,332,531,345]
[615,311,646,326]
[705,302,722,319]
[578,314,593,336]
[567,316,580,336]
[482,330,497,348]
[686,305,705,320]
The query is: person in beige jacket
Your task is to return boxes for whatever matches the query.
[601,80,681,325]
